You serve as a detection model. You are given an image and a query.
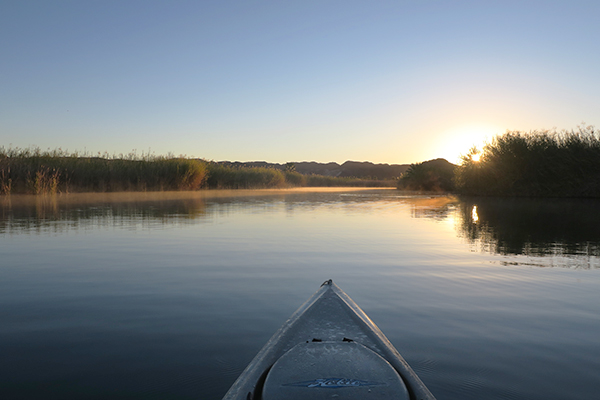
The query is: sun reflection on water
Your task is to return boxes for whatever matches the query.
[471,205,479,223]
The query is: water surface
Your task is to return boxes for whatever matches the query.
[1,189,599,399]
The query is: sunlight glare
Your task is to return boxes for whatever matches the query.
[471,205,479,223]
[435,124,499,164]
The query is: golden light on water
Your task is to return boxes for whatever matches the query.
[471,205,479,223]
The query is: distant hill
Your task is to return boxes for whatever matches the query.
[216,159,451,180]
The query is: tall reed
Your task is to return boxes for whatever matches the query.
[0,147,208,194]
[0,147,396,194]
[205,163,286,189]
[455,126,600,197]
[305,175,394,187]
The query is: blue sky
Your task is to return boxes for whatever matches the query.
[2,1,599,164]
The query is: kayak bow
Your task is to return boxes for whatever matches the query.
[223,279,436,400]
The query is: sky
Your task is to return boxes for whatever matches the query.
[2,0,599,164]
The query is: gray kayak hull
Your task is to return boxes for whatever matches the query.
[222,280,436,400]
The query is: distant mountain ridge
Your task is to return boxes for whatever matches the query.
[215,159,453,180]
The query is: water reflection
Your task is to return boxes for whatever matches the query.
[0,192,209,234]
[471,205,479,223]
[407,196,457,220]
[458,197,600,258]
[0,189,454,234]
[3,190,600,266]
[3,189,600,400]
[0,189,382,233]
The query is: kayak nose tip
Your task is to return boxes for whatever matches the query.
[321,279,333,287]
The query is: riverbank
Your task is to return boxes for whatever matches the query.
[0,186,397,207]
[0,148,395,195]
[455,126,600,197]
[395,127,600,198]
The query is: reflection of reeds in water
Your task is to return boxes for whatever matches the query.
[0,188,387,234]
[457,197,600,260]
[408,196,458,220]
[0,192,209,234]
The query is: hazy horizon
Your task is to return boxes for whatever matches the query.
[1,143,452,167]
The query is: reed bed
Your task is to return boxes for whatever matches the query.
[455,126,600,197]
[0,147,392,194]
[205,163,394,189]
[205,163,286,189]
[0,147,208,194]
[305,175,394,187]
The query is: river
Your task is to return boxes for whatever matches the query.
[1,188,599,399]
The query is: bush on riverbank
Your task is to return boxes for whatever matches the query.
[397,158,456,192]
[455,126,600,197]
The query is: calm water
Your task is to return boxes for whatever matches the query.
[1,189,599,400]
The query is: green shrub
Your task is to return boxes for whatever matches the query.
[455,126,600,197]
[284,171,306,186]
[397,159,455,192]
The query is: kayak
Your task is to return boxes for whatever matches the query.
[222,279,436,400]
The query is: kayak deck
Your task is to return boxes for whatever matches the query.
[223,279,436,400]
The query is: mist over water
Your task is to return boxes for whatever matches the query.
[1,189,599,399]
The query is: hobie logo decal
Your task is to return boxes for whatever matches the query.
[283,378,385,388]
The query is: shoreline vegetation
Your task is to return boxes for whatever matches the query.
[399,126,600,198]
[0,148,395,195]
[4,126,599,197]
[455,126,600,197]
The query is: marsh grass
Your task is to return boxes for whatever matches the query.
[305,175,394,187]
[455,126,600,197]
[284,171,307,186]
[0,168,12,195]
[204,163,394,189]
[0,147,208,194]
[205,163,286,189]
[28,167,61,195]
[0,147,392,194]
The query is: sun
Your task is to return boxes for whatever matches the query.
[471,153,481,162]
[434,124,499,164]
